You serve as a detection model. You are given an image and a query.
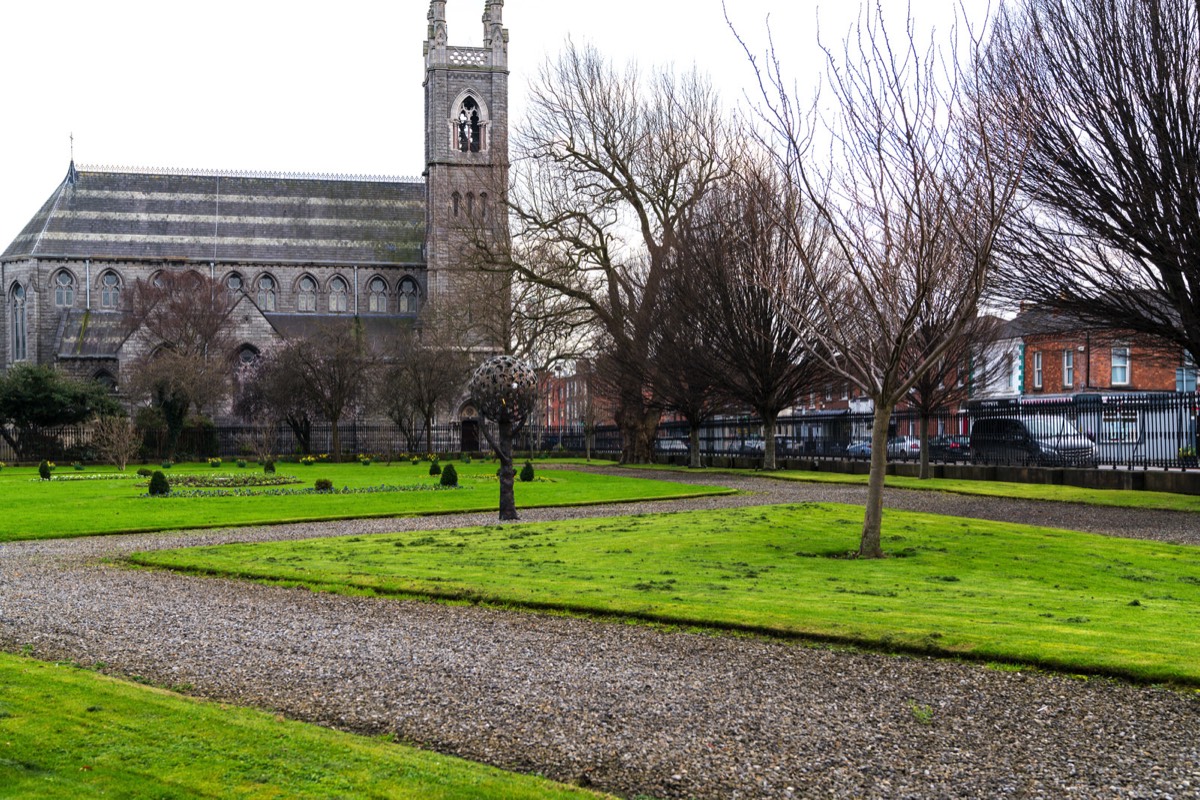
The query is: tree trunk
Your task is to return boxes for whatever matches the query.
[497,419,518,521]
[330,416,342,462]
[918,411,932,480]
[859,404,892,559]
[763,413,778,471]
[424,415,434,456]
[689,423,702,469]
[479,415,519,521]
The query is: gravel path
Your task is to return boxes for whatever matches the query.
[1,468,1198,799]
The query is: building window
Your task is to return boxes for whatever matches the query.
[368,277,388,313]
[10,284,27,361]
[479,192,488,221]
[398,277,420,314]
[452,192,461,217]
[1111,347,1131,386]
[54,271,75,307]
[225,272,244,293]
[297,276,317,312]
[1177,352,1197,393]
[328,276,349,313]
[100,271,122,309]
[1062,349,1074,388]
[1032,351,1043,389]
[257,276,277,312]
[457,96,483,152]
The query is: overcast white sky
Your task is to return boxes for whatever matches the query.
[0,1,992,247]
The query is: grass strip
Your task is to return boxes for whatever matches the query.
[0,461,729,542]
[624,463,1200,512]
[133,503,1200,686]
[0,653,610,799]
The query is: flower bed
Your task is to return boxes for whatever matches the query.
[143,483,461,499]
[153,474,303,489]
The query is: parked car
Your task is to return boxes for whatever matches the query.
[846,440,872,458]
[970,416,1096,465]
[733,437,766,455]
[929,434,970,462]
[886,436,922,460]
[654,438,689,454]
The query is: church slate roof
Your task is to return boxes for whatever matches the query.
[2,164,426,266]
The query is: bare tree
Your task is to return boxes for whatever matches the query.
[741,4,1028,556]
[670,160,823,471]
[267,321,373,461]
[91,415,143,471]
[375,306,473,455]
[472,42,726,463]
[983,0,1200,363]
[124,271,236,456]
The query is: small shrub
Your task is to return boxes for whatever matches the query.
[429,461,442,476]
[136,467,152,478]
[314,478,334,492]
[411,457,420,465]
[208,457,222,468]
[161,460,173,470]
[520,461,535,482]
[38,461,54,481]
[300,455,316,466]
[359,455,372,466]
[461,453,472,464]
[263,460,276,474]
[148,471,170,496]
[72,462,85,471]
[236,459,247,468]
[439,464,458,487]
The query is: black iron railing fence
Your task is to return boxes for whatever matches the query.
[3,392,1197,470]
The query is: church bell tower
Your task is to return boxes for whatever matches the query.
[424,1,509,309]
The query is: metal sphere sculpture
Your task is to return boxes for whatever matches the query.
[469,355,537,424]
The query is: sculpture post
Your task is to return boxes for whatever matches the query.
[468,356,536,521]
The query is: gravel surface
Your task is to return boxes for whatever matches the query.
[1,467,1198,798]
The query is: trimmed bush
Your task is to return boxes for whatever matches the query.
[161,460,173,470]
[136,467,152,478]
[439,463,458,487]
[38,461,54,481]
[236,459,247,468]
[208,458,222,468]
[263,461,276,474]
[314,478,334,492]
[520,461,535,482]
[148,471,170,496]
[461,453,472,464]
[72,462,85,471]
[429,461,442,476]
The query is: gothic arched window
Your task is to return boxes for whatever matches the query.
[329,276,349,313]
[457,96,483,152]
[297,276,317,312]
[100,271,122,309]
[479,192,489,222]
[466,192,475,217]
[10,284,27,361]
[452,192,461,217]
[225,272,244,293]
[54,271,76,307]
[257,275,277,311]
[398,277,421,314]
[368,277,388,313]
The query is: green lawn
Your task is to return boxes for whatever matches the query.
[134,504,1200,685]
[0,461,729,541]
[0,654,610,799]
[628,464,1200,512]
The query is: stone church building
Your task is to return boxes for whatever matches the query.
[0,1,508,404]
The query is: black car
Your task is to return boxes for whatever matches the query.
[929,435,970,462]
